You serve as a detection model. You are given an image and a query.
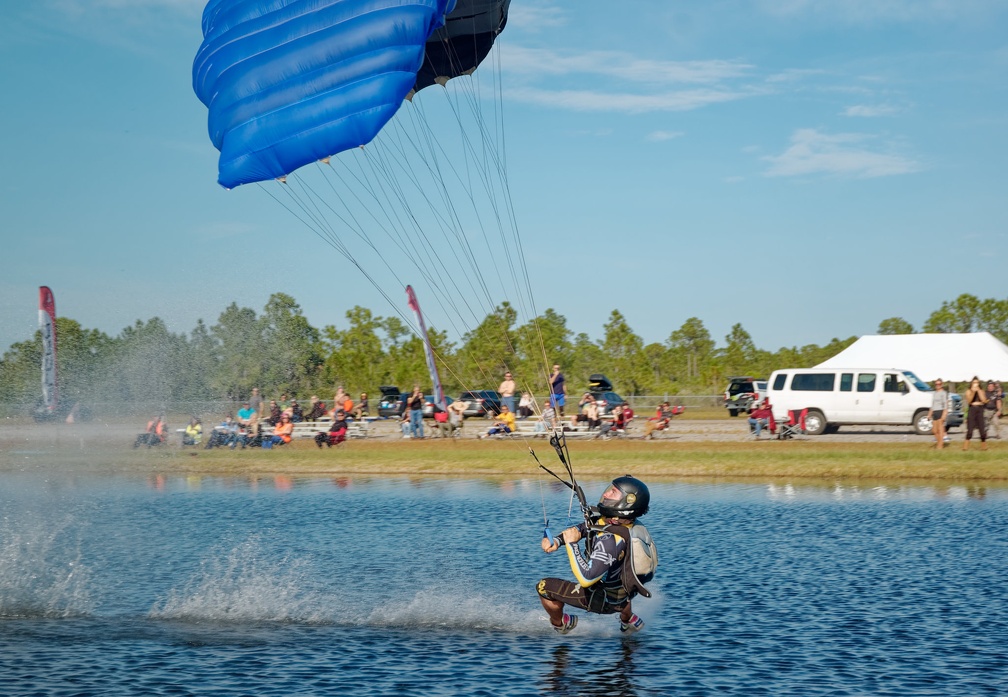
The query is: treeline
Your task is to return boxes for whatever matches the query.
[1,292,1003,412]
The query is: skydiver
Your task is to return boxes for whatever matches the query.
[537,476,657,634]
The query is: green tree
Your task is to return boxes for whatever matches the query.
[923,294,1008,343]
[877,317,915,335]
[721,323,758,377]
[600,310,645,394]
[514,308,573,394]
[668,317,714,385]
[322,306,386,394]
[210,303,265,399]
[259,293,322,397]
[456,302,519,389]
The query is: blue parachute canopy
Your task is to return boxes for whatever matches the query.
[194,0,456,188]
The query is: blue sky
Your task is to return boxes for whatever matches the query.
[1,0,1006,355]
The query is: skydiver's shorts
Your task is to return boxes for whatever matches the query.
[536,577,625,615]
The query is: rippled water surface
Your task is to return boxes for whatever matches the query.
[2,474,1007,696]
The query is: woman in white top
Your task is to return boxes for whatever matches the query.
[931,379,948,449]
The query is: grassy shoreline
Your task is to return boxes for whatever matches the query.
[4,436,1005,484]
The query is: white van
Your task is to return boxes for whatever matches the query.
[766,368,963,436]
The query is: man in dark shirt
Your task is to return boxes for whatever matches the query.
[550,364,567,416]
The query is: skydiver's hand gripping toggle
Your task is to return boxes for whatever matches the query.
[541,525,582,553]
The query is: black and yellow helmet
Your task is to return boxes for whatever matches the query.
[597,475,650,519]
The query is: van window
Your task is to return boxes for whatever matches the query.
[883,374,906,393]
[902,371,931,392]
[840,373,853,392]
[773,373,787,390]
[792,373,835,391]
[857,374,876,392]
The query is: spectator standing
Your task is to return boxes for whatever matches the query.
[499,371,517,414]
[931,379,948,449]
[550,364,567,416]
[984,380,1001,439]
[333,387,350,414]
[406,385,425,439]
[963,377,989,451]
[249,387,264,417]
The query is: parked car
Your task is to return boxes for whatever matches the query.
[458,390,503,418]
[586,374,625,416]
[723,376,767,416]
[421,394,454,418]
[378,385,407,418]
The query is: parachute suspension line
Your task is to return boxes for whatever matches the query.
[406,90,533,369]
[392,97,534,394]
[434,55,555,403]
[258,182,417,336]
[355,139,493,351]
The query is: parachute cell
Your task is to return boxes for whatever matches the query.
[194,0,456,188]
[414,0,511,92]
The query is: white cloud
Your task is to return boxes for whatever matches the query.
[763,128,921,178]
[507,2,567,31]
[49,0,203,16]
[501,47,752,84]
[507,86,754,114]
[648,130,685,142]
[843,104,900,117]
[757,0,1002,23]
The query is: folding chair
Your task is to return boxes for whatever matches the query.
[778,409,807,440]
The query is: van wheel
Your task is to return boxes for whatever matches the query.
[913,410,932,436]
[804,410,826,436]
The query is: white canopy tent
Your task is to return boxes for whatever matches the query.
[815,332,1008,383]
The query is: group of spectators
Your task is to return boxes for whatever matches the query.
[138,368,692,448]
[956,377,1002,450]
[160,385,370,451]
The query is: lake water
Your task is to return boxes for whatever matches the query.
[2,473,1006,696]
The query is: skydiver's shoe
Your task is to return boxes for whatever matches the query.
[620,614,644,633]
[553,613,577,635]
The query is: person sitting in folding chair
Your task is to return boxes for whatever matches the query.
[748,399,775,438]
[315,410,348,448]
[778,408,807,440]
